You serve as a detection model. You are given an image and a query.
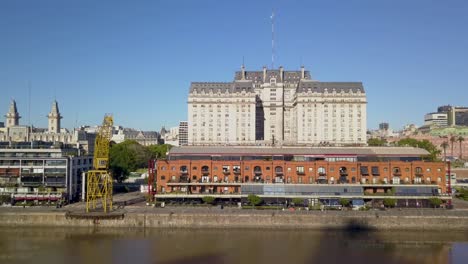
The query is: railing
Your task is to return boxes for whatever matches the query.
[0,174,19,177]
[275,170,283,175]
[254,170,262,175]
[222,170,230,174]
[296,171,305,175]
[318,172,326,176]
[233,169,241,174]
[179,170,188,175]
[393,172,402,176]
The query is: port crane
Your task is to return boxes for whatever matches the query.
[86,114,113,213]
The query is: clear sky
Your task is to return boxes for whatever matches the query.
[1,0,467,131]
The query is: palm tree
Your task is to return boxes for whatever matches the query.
[441,141,449,161]
[450,135,457,158]
[458,136,465,160]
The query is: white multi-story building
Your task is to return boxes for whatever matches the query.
[0,142,93,203]
[188,66,367,146]
[424,113,448,127]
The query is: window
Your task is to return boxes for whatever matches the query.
[192,166,197,170]
[296,166,305,174]
[161,176,166,180]
[192,176,197,180]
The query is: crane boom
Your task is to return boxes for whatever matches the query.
[86,114,113,213]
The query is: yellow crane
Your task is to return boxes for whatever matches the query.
[86,114,113,213]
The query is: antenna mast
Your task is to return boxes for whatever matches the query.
[271,10,275,69]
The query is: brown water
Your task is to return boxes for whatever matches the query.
[0,227,467,264]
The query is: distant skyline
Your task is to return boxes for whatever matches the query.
[1,0,467,131]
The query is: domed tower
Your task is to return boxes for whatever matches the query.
[47,100,62,133]
[5,100,20,128]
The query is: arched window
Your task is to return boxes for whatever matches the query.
[392,167,401,175]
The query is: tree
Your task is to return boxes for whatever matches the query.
[109,140,151,182]
[339,198,350,207]
[458,136,465,160]
[147,144,173,159]
[397,138,440,161]
[383,198,396,208]
[292,198,304,206]
[368,138,387,146]
[247,194,262,207]
[428,197,442,208]
[202,196,216,205]
[450,135,457,158]
[441,141,449,162]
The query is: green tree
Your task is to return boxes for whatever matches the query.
[339,198,350,207]
[292,198,304,206]
[383,198,396,208]
[368,138,387,146]
[202,196,216,205]
[441,141,449,161]
[247,194,262,207]
[458,136,465,160]
[428,197,442,208]
[109,140,151,182]
[397,138,440,161]
[147,144,173,159]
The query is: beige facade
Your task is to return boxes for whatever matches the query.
[188,66,367,146]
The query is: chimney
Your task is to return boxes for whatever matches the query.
[263,66,267,82]
[301,66,305,79]
[279,66,284,82]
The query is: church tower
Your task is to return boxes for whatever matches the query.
[5,100,20,128]
[47,100,62,133]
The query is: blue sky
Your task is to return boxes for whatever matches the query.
[1,0,467,131]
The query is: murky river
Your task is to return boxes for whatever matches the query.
[1,227,467,264]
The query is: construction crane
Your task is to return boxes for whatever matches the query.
[86,114,114,213]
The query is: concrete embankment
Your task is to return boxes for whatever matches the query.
[1,209,468,230]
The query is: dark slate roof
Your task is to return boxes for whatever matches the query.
[190,81,254,94]
[297,81,365,93]
[168,146,428,156]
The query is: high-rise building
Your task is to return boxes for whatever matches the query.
[188,66,367,146]
[179,121,188,146]
[379,123,389,131]
[432,105,468,127]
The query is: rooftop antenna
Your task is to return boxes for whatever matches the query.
[28,81,31,129]
[271,10,275,69]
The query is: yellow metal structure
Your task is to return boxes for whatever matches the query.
[86,114,114,213]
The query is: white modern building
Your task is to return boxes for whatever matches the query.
[0,142,93,203]
[424,113,448,127]
[188,66,367,146]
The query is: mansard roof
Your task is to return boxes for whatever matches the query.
[190,81,254,94]
[297,80,365,94]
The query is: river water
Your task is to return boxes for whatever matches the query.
[1,227,467,264]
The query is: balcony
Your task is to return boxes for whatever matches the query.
[180,170,188,175]
[393,172,402,176]
[415,172,424,177]
[233,168,241,174]
[296,171,305,175]
[318,172,326,177]
[222,169,230,175]
[254,170,262,175]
